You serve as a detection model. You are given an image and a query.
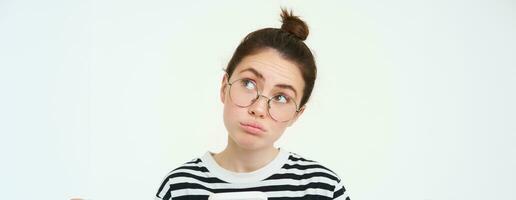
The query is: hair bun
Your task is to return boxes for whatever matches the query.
[280,8,309,41]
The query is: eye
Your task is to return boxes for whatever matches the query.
[273,94,290,104]
[241,79,256,90]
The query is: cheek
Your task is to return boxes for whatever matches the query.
[223,103,244,129]
[268,123,288,139]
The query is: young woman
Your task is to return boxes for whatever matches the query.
[155,9,350,200]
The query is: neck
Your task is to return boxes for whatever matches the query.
[213,137,280,173]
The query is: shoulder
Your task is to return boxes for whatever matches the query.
[283,151,351,200]
[158,157,213,183]
[154,157,216,199]
[169,157,207,174]
[284,151,341,180]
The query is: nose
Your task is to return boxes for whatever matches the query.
[248,95,269,119]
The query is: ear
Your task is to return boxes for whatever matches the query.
[287,105,306,127]
[220,74,229,103]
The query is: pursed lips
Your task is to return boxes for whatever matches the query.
[239,122,266,134]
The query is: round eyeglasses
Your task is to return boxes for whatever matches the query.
[226,78,300,122]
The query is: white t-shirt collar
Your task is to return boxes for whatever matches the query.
[201,148,289,183]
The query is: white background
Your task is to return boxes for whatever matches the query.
[1,0,515,199]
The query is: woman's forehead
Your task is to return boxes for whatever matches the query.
[235,59,304,91]
[235,59,304,99]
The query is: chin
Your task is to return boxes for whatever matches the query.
[231,132,267,150]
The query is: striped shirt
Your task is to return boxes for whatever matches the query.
[155,148,350,200]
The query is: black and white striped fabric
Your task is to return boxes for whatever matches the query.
[155,148,350,200]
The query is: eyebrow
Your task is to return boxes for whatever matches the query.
[238,67,298,97]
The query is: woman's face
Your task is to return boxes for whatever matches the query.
[220,48,306,151]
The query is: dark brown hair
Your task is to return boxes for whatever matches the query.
[225,8,317,108]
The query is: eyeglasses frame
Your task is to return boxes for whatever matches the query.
[224,74,301,122]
